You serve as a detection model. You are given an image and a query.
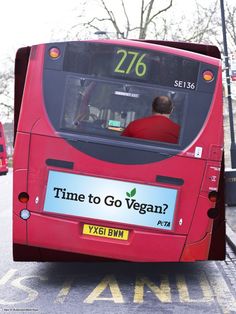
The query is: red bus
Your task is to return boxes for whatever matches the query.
[13,39,225,261]
[0,122,8,175]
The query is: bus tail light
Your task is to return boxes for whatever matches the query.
[49,47,60,59]
[18,192,29,203]
[20,209,31,220]
[203,70,214,82]
[208,190,218,202]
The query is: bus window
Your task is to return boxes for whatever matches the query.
[61,76,186,145]
[13,40,224,262]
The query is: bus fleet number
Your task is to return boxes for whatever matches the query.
[174,80,196,90]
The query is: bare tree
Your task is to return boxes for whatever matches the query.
[203,0,236,55]
[75,0,173,39]
[166,0,219,43]
[54,0,235,55]
[225,2,236,52]
[157,0,236,55]
[0,59,14,121]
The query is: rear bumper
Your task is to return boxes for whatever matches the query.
[14,212,187,262]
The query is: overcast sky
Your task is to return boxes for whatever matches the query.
[0,0,223,62]
[0,0,235,63]
[0,0,79,60]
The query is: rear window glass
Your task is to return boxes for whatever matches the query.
[61,76,187,146]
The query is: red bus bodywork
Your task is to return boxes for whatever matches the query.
[13,40,225,261]
[0,122,8,175]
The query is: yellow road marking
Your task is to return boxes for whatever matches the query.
[206,265,236,314]
[133,274,171,303]
[0,265,236,311]
[199,271,214,302]
[176,272,214,302]
[54,277,74,304]
[84,275,124,303]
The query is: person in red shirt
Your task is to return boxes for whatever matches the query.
[121,96,180,144]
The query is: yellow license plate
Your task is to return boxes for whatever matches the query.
[83,224,129,241]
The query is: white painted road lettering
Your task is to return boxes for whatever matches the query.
[0,270,48,305]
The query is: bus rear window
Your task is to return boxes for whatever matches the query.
[0,145,3,153]
[61,76,186,145]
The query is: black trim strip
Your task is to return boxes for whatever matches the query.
[46,159,74,169]
[156,175,184,186]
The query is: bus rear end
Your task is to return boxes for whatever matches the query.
[13,40,224,261]
[0,122,8,175]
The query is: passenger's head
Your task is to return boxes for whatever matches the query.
[152,96,173,115]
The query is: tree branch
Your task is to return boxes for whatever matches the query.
[140,0,173,39]
[121,0,130,38]
[226,4,236,45]
[139,0,145,37]
[148,0,173,24]
[100,0,124,38]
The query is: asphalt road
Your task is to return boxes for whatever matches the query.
[1,170,236,314]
